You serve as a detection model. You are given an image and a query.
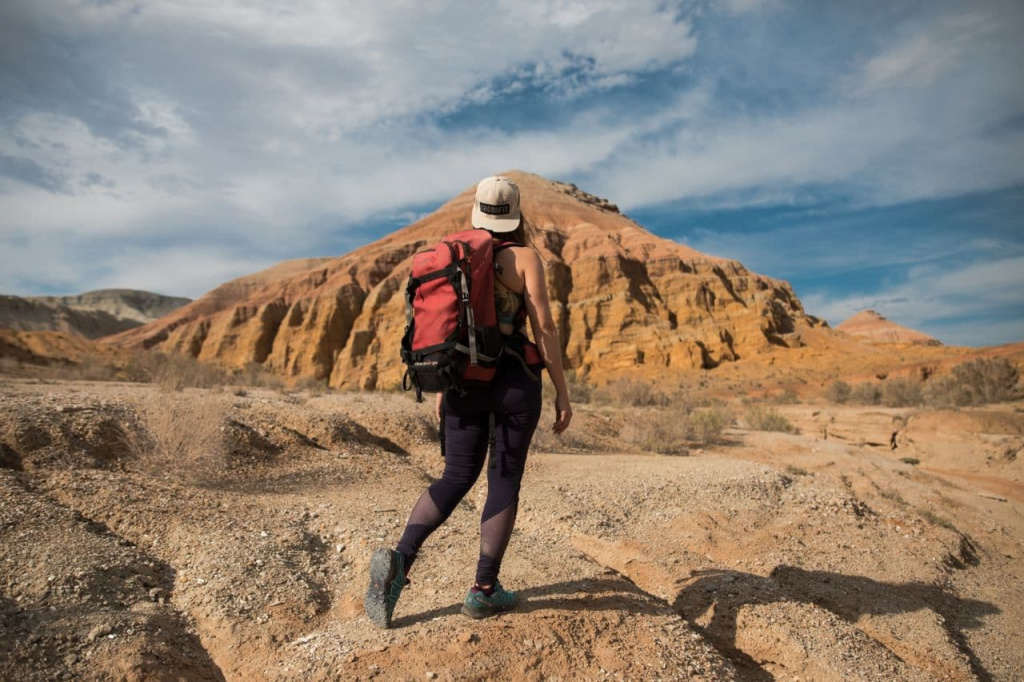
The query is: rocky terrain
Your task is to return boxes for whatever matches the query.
[1,376,1022,680]
[837,310,940,346]
[106,172,823,389]
[0,290,191,340]
[0,329,118,372]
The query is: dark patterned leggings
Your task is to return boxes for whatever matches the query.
[396,362,541,586]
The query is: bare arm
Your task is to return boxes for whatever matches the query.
[520,249,573,433]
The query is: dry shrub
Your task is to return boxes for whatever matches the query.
[926,358,1021,408]
[594,379,669,407]
[880,377,923,407]
[744,405,798,433]
[689,406,733,446]
[768,390,801,405]
[130,393,232,483]
[288,374,327,394]
[849,382,881,405]
[234,361,287,390]
[618,404,732,454]
[564,370,592,404]
[122,352,229,391]
[619,409,690,455]
[76,354,120,381]
[824,380,852,404]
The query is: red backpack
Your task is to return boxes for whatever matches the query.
[401,229,515,401]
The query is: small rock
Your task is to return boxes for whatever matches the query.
[149,588,169,603]
[426,673,437,680]
[87,624,112,642]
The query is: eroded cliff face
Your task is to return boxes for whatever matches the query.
[106,172,820,388]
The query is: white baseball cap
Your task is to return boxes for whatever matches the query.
[471,175,521,233]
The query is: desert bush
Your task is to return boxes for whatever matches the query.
[824,380,852,404]
[564,370,592,404]
[918,507,956,531]
[121,352,229,391]
[129,393,232,483]
[289,374,328,394]
[744,405,798,433]
[619,407,690,454]
[768,390,801,405]
[594,379,669,407]
[233,361,287,390]
[76,354,120,381]
[923,375,970,409]
[849,382,881,405]
[926,358,1021,408]
[689,406,733,446]
[880,377,923,407]
[900,457,920,466]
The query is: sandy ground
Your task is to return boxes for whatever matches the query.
[1,378,1022,680]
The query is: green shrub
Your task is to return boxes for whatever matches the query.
[900,457,920,466]
[824,380,852,404]
[744,405,798,433]
[689,406,733,446]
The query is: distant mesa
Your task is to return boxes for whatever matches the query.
[836,310,940,346]
[105,171,825,389]
[0,289,191,340]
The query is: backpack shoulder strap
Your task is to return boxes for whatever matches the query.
[493,240,520,255]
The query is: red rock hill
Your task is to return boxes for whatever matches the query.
[837,310,940,346]
[105,172,824,389]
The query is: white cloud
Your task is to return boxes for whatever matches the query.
[851,13,996,96]
[801,255,1024,346]
[1,0,1022,353]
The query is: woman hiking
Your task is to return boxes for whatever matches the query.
[365,175,573,628]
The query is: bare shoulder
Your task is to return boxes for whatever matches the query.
[511,246,542,274]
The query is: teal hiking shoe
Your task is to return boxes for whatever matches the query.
[461,581,517,619]
[365,549,406,628]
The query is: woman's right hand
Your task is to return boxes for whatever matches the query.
[553,394,573,434]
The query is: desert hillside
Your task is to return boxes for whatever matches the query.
[0,290,191,340]
[837,310,940,345]
[1,378,1021,680]
[106,172,823,389]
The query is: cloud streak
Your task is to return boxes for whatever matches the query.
[0,0,1022,346]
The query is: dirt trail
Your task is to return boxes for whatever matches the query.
[1,380,1022,680]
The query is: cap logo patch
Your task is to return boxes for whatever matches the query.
[479,202,511,216]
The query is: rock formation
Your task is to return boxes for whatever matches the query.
[29,289,192,325]
[0,289,191,340]
[837,310,940,346]
[106,172,824,388]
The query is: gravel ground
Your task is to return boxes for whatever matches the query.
[1,378,1022,680]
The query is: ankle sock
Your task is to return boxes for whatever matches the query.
[472,584,495,597]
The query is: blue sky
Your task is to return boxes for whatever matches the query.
[1,0,1022,346]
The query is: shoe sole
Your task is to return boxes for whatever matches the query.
[460,600,516,620]
[365,549,400,628]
